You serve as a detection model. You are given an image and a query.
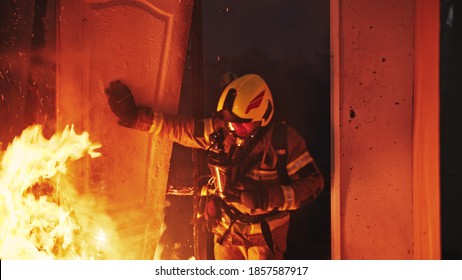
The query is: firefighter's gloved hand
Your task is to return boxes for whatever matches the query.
[233,179,269,211]
[105,80,138,128]
[221,185,241,203]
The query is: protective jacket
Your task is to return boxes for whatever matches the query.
[134,111,325,248]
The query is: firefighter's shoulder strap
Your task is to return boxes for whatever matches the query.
[272,121,291,185]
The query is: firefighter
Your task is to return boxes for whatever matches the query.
[104,73,324,260]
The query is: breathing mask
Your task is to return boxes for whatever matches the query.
[206,126,256,199]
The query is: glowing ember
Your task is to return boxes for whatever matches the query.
[0,125,121,259]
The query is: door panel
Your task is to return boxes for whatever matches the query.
[56,0,193,259]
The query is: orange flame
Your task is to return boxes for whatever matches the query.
[0,125,122,259]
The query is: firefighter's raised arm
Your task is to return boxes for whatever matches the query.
[104,79,219,149]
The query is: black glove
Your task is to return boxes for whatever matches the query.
[105,80,138,127]
[233,178,269,211]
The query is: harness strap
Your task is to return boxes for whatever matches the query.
[272,121,291,185]
[217,200,282,254]
[260,219,274,254]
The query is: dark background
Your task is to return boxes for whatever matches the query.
[164,0,331,260]
[440,0,462,260]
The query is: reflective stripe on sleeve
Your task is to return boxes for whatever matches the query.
[286,151,313,176]
[280,185,298,210]
[149,112,164,135]
[246,151,313,181]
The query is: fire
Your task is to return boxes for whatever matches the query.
[0,125,122,259]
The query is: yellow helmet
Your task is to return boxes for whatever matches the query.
[216,74,274,127]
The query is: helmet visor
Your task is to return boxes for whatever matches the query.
[226,121,261,138]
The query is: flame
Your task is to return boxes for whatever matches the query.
[0,124,122,259]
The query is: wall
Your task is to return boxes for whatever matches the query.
[332,0,415,259]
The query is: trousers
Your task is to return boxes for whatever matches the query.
[213,222,288,260]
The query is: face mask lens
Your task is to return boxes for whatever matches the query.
[226,122,261,137]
